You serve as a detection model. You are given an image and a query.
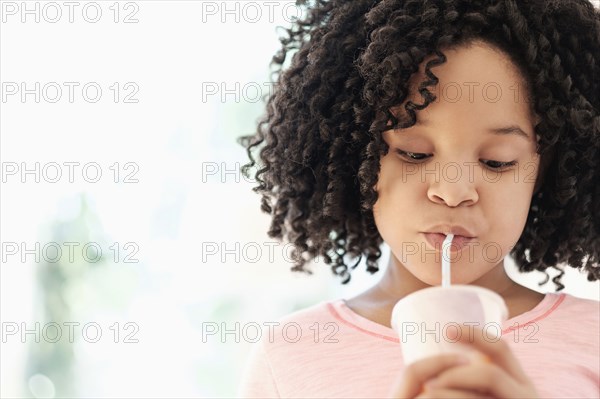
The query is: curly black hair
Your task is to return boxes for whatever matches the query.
[238,0,600,291]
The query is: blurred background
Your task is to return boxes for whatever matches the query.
[1,1,599,398]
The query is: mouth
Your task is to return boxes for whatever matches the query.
[425,225,476,238]
[422,232,475,252]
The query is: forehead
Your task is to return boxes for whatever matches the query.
[393,42,537,134]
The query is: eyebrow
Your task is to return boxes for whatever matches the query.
[487,125,530,139]
[414,118,531,139]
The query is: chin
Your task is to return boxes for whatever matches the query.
[413,271,446,287]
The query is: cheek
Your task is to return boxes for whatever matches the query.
[373,157,399,222]
[481,176,536,240]
[376,155,426,193]
[373,156,424,232]
[375,156,419,204]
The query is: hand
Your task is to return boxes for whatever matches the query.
[388,324,540,398]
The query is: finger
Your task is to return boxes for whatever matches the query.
[446,324,530,383]
[416,387,494,399]
[425,361,526,398]
[389,354,470,398]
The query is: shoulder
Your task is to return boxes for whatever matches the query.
[557,292,600,314]
[240,299,345,389]
[237,301,338,398]
[548,292,599,332]
[277,299,340,324]
[260,299,341,347]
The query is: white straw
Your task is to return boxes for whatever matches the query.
[442,234,454,287]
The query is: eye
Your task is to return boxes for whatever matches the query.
[395,148,518,170]
[481,159,518,170]
[395,149,431,161]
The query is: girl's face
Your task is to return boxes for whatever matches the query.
[374,41,540,287]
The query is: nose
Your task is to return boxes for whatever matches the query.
[426,162,478,207]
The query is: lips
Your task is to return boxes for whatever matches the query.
[425,224,476,238]
[423,233,474,252]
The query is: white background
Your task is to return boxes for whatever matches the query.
[1,1,599,398]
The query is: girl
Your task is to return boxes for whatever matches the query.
[237,0,600,397]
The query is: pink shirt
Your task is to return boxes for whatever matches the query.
[237,292,600,398]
